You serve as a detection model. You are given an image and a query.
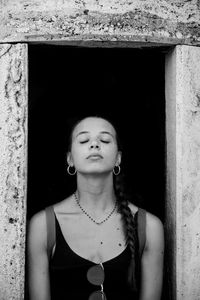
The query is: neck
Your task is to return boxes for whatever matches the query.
[76,173,116,211]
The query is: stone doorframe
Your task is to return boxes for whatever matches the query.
[0,43,200,300]
[165,46,200,300]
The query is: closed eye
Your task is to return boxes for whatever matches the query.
[101,140,110,144]
[79,139,111,144]
[79,140,89,144]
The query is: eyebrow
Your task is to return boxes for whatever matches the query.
[76,131,89,137]
[100,131,114,138]
[75,131,114,138]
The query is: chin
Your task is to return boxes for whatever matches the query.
[80,168,111,175]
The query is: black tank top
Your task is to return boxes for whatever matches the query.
[46,208,146,300]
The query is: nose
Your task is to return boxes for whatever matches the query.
[89,139,100,150]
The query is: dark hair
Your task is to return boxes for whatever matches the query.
[67,115,139,291]
[114,173,139,292]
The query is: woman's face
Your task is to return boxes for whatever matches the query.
[67,117,121,175]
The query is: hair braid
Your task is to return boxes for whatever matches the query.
[114,173,139,292]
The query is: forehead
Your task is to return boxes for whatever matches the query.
[72,117,116,137]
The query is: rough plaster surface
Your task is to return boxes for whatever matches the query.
[176,45,200,300]
[0,0,200,45]
[166,45,200,300]
[0,43,27,300]
[168,45,200,300]
[165,48,177,300]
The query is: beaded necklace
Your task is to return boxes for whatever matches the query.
[74,192,117,225]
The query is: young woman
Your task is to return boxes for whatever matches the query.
[28,116,164,300]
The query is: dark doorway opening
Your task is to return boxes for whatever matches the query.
[27,44,168,300]
[28,44,166,221]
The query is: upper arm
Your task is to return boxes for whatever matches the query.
[27,211,51,300]
[139,213,164,300]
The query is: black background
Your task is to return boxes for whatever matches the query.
[27,44,169,300]
[28,44,166,221]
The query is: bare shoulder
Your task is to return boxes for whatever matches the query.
[146,211,164,236]
[129,203,164,251]
[28,210,46,231]
[145,211,164,251]
[128,203,163,231]
[28,210,47,250]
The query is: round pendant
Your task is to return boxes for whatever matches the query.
[88,290,107,300]
[87,264,105,285]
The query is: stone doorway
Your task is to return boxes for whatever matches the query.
[1,43,200,300]
[27,44,168,299]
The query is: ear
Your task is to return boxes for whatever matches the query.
[67,152,74,166]
[116,151,122,166]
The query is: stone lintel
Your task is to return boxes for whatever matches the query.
[0,0,200,46]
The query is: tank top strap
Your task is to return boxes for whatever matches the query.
[137,208,146,257]
[45,205,56,259]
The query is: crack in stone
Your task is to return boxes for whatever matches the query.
[0,45,12,59]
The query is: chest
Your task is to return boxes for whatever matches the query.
[56,213,126,263]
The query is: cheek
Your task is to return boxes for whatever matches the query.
[104,147,118,162]
[71,146,86,164]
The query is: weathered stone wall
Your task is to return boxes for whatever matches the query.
[0,1,200,299]
[165,48,177,300]
[176,45,200,300]
[166,45,200,300]
[0,0,200,46]
[0,43,27,300]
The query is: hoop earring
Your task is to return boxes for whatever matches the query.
[67,165,77,175]
[113,165,120,176]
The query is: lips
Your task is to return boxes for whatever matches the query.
[87,154,103,159]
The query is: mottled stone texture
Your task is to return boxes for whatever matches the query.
[0,44,27,300]
[166,45,200,300]
[0,0,200,45]
[165,48,177,300]
[0,9,199,298]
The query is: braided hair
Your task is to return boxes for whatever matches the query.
[114,173,139,292]
[110,116,140,291]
